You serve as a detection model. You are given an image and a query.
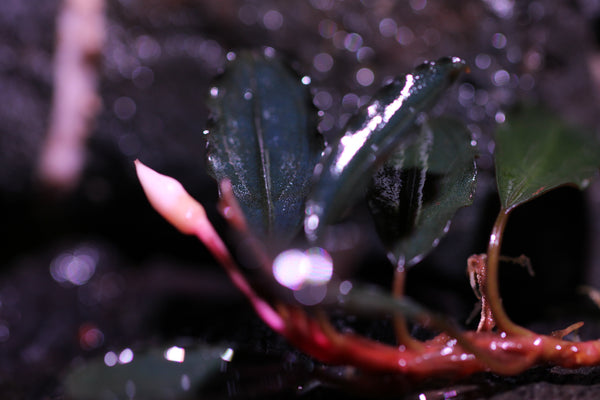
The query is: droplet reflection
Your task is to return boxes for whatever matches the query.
[50,246,98,286]
[272,247,333,291]
[220,347,234,362]
[164,346,185,363]
[119,348,134,364]
[475,53,491,70]
[104,351,118,367]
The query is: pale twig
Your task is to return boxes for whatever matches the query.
[38,0,105,190]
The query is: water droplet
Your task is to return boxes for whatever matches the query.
[210,87,219,97]
[263,46,276,58]
[79,324,104,350]
[342,93,359,110]
[475,53,491,70]
[294,284,327,306]
[243,90,253,100]
[356,67,374,86]
[491,33,507,49]
[379,18,397,37]
[263,10,283,30]
[524,50,542,70]
[118,348,134,364]
[272,247,332,290]
[443,220,452,233]
[104,351,118,367]
[220,348,234,362]
[310,0,335,11]
[396,26,415,45]
[344,33,363,52]
[164,346,186,363]
[332,30,348,49]
[356,46,375,63]
[181,374,191,391]
[203,129,209,135]
[495,111,506,123]
[135,35,161,61]
[318,19,337,38]
[318,112,335,132]
[226,51,236,61]
[492,69,510,86]
[519,73,535,90]
[313,52,334,72]
[301,76,311,85]
[339,280,352,295]
[484,0,514,18]
[313,90,333,110]
[113,97,136,120]
[409,0,427,11]
[458,82,475,105]
[50,247,98,286]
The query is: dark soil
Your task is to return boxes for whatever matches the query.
[2,0,600,398]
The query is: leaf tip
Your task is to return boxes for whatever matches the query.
[135,160,206,235]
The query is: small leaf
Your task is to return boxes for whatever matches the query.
[64,345,231,400]
[304,57,467,242]
[205,50,323,246]
[367,117,477,267]
[495,107,600,211]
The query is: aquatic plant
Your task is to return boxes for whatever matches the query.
[135,49,600,385]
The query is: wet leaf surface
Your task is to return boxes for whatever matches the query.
[64,344,228,400]
[367,117,477,267]
[205,50,323,247]
[304,58,467,242]
[495,107,600,211]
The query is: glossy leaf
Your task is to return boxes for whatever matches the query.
[304,57,467,242]
[64,345,230,400]
[367,117,477,268]
[205,50,322,245]
[495,107,600,211]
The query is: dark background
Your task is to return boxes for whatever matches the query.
[2,0,600,398]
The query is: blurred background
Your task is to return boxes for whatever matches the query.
[2,0,600,398]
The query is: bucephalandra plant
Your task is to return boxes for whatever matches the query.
[135,49,600,384]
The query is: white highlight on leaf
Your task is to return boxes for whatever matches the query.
[164,346,185,363]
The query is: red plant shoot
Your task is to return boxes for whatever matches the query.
[135,160,600,383]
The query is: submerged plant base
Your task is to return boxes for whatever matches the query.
[135,160,600,385]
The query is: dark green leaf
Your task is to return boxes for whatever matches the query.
[64,345,230,400]
[367,117,477,268]
[205,50,323,246]
[304,57,467,242]
[495,107,600,211]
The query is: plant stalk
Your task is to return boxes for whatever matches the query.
[485,208,531,336]
[392,264,424,350]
